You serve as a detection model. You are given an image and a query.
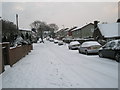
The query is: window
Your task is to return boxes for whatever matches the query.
[109,42,115,48]
[117,41,120,46]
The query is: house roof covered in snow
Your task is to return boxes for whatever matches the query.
[66,26,77,32]
[71,23,93,32]
[55,29,64,33]
[19,28,31,32]
[98,23,120,38]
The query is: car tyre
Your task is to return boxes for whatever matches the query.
[99,52,103,58]
[78,49,81,53]
[85,50,88,55]
[115,53,120,62]
[68,47,71,50]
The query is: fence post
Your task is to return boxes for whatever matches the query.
[2,42,10,66]
[0,43,4,73]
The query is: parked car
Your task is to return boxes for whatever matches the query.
[98,39,120,62]
[54,39,59,44]
[78,41,101,55]
[49,38,54,42]
[58,40,64,45]
[46,37,50,40]
[68,41,80,50]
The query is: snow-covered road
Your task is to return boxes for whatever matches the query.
[2,40,118,88]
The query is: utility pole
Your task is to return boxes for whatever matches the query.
[16,14,19,30]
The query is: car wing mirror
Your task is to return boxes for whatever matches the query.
[102,46,106,48]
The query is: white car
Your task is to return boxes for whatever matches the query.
[49,38,54,42]
[54,39,59,44]
[58,40,64,45]
[68,41,80,50]
[46,37,50,40]
[78,41,101,55]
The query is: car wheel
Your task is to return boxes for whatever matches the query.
[78,49,81,53]
[115,53,120,62]
[69,47,71,50]
[99,52,103,58]
[85,50,88,55]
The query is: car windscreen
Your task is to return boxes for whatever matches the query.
[109,42,116,48]
[117,41,120,47]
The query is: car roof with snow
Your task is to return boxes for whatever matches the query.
[107,39,120,46]
[54,39,59,41]
[70,41,80,45]
[81,41,101,47]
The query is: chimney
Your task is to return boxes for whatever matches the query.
[94,21,99,30]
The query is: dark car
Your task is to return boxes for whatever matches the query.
[98,39,120,62]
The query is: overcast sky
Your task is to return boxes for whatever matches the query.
[2,2,118,29]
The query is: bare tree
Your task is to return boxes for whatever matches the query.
[49,23,59,38]
[30,21,59,42]
[49,23,59,31]
[30,21,48,43]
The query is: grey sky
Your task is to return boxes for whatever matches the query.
[2,2,118,29]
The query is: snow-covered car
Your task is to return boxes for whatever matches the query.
[58,40,64,45]
[46,37,50,40]
[49,38,54,42]
[99,39,120,62]
[78,41,101,55]
[68,41,80,50]
[54,39,59,44]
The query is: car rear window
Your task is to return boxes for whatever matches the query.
[117,41,120,46]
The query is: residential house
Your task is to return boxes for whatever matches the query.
[72,23,94,39]
[55,28,70,39]
[55,29,64,39]
[67,27,77,37]
[19,28,32,39]
[19,28,32,35]
[63,28,69,38]
[93,21,120,45]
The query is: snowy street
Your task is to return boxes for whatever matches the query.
[2,40,118,88]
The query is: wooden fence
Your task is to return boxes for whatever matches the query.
[9,45,33,66]
[1,43,33,73]
[0,44,3,74]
